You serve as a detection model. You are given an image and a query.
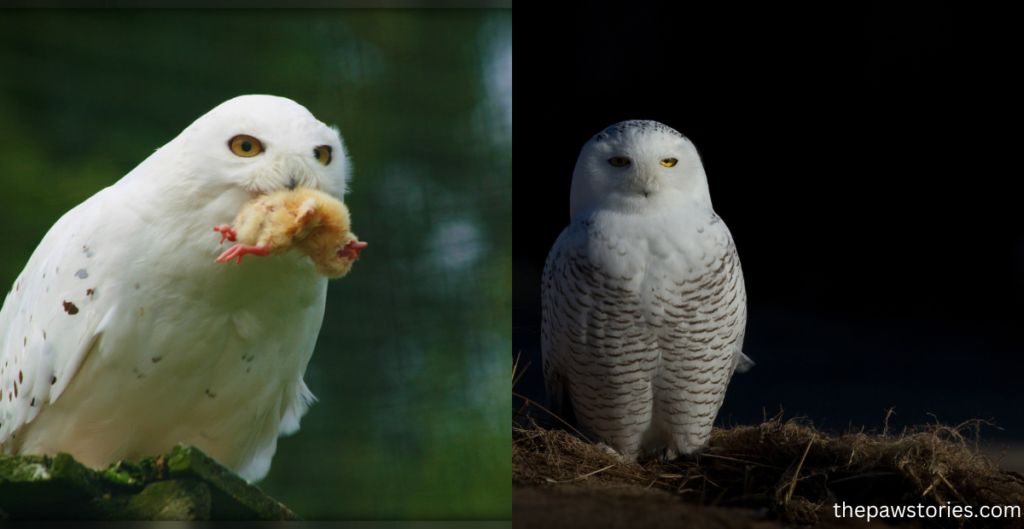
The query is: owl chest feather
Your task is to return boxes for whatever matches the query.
[575,210,741,346]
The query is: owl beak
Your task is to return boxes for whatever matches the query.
[626,169,659,197]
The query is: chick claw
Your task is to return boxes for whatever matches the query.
[338,241,368,260]
[216,244,270,265]
[213,225,238,244]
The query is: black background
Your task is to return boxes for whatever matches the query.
[513,4,1022,442]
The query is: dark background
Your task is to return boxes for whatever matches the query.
[513,4,1023,453]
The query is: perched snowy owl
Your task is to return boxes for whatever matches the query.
[0,95,360,481]
[541,120,751,461]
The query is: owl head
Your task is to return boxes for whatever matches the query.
[155,95,351,199]
[570,120,710,219]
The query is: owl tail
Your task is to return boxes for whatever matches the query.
[733,351,755,373]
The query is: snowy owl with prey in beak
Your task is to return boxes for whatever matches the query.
[0,95,366,481]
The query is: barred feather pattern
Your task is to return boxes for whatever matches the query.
[541,209,747,460]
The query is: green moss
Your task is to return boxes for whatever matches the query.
[126,479,211,520]
[99,459,151,489]
[0,446,300,520]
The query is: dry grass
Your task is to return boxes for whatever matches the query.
[513,357,1024,527]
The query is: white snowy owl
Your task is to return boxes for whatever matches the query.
[0,95,364,481]
[541,120,751,461]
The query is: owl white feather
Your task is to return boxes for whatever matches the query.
[0,95,353,481]
[542,120,751,461]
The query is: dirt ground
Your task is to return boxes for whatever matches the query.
[512,415,1024,529]
[513,485,907,529]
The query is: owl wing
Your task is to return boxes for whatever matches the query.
[659,231,750,373]
[540,223,598,425]
[541,217,657,451]
[540,226,575,422]
[0,188,125,444]
[643,220,750,455]
[644,218,750,375]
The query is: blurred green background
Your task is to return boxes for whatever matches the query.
[0,10,510,520]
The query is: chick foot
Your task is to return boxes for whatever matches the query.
[338,241,368,260]
[216,244,269,265]
[213,225,238,244]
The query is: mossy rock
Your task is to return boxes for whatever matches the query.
[0,445,300,520]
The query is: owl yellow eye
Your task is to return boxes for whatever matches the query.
[608,157,630,167]
[661,158,678,167]
[313,145,332,165]
[229,135,263,157]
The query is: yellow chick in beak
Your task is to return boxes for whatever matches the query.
[213,187,367,278]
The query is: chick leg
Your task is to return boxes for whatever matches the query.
[213,225,238,244]
[215,244,270,265]
[338,240,368,260]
